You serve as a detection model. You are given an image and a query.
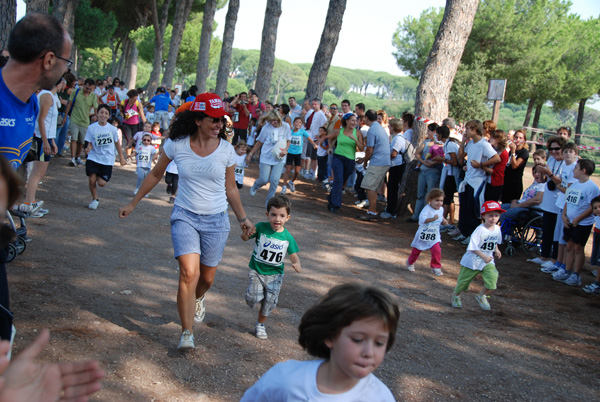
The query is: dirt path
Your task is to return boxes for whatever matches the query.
[7,159,600,401]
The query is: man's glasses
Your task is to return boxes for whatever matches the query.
[39,52,73,67]
[330,107,337,110]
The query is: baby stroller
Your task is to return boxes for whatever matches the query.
[4,209,29,263]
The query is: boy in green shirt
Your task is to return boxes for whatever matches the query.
[242,195,301,340]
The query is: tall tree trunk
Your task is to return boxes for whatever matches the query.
[195,0,217,92]
[215,0,240,98]
[399,0,479,214]
[162,0,194,89]
[127,43,139,90]
[523,97,535,128]
[146,0,172,97]
[530,101,543,152]
[0,0,16,51]
[25,0,49,14]
[115,36,130,81]
[305,0,346,102]
[254,0,282,102]
[575,98,586,145]
[122,41,133,88]
[109,37,122,78]
[53,0,79,57]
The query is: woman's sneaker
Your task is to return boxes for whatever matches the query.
[475,294,491,311]
[451,294,462,308]
[255,323,267,340]
[177,329,195,350]
[194,296,205,323]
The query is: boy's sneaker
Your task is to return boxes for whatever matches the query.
[552,269,569,282]
[475,294,491,311]
[564,273,581,286]
[541,264,559,273]
[380,212,397,219]
[88,199,99,210]
[76,158,85,166]
[406,259,415,272]
[280,186,287,194]
[18,201,44,215]
[194,296,205,324]
[288,181,295,192]
[582,283,600,294]
[431,268,443,276]
[451,294,462,308]
[177,329,195,350]
[255,323,267,340]
[69,158,77,167]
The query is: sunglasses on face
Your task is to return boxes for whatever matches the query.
[549,147,562,151]
[205,117,225,123]
[142,139,152,142]
[330,107,337,110]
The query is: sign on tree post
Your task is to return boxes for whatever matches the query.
[487,79,506,124]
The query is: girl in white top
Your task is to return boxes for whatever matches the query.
[119,93,253,351]
[242,283,399,402]
[233,140,248,189]
[406,189,448,276]
[84,104,126,210]
[24,78,64,214]
[133,134,157,195]
[246,110,291,207]
[452,201,504,311]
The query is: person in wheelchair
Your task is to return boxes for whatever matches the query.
[499,164,546,224]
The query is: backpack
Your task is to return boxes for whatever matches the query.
[400,135,416,163]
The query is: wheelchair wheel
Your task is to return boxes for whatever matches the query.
[5,244,17,263]
[505,245,516,256]
[16,237,26,254]
[521,215,543,259]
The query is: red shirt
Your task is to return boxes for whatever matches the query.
[233,103,250,130]
[491,149,509,186]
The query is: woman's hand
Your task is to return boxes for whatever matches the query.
[470,160,481,169]
[240,218,255,237]
[119,203,134,218]
[508,142,516,153]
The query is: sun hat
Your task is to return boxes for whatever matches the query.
[480,200,506,215]
[189,93,226,118]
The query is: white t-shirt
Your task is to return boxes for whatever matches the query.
[403,128,414,144]
[305,110,327,140]
[233,152,246,184]
[464,139,497,188]
[135,144,156,169]
[555,160,577,209]
[594,214,600,230]
[34,90,60,140]
[565,179,600,226]
[459,224,502,270]
[241,359,395,402]
[390,134,406,167]
[411,204,443,250]
[257,122,291,165]
[84,122,120,166]
[166,160,178,174]
[540,157,564,213]
[442,140,460,177]
[518,181,545,204]
[163,137,235,215]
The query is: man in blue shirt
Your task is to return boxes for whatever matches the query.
[0,12,72,340]
[149,87,174,137]
[358,109,391,221]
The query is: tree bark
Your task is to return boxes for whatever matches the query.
[575,98,586,144]
[115,36,130,81]
[523,97,535,128]
[146,0,171,97]
[215,0,240,98]
[530,101,543,152]
[0,0,16,51]
[161,0,194,89]
[25,0,49,14]
[195,0,218,92]
[254,0,282,102]
[399,0,479,214]
[127,43,139,90]
[53,0,79,53]
[305,0,346,102]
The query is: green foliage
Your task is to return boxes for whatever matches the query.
[392,7,444,79]
[78,47,112,79]
[75,0,117,49]
[449,59,490,122]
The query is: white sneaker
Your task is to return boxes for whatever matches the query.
[76,158,85,166]
[134,188,138,195]
[88,199,99,210]
[249,185,258,196]
[380,212,396,219]
[194,296,205,324]
[431,268,443,276]
[288,181,296,192]
[255,323,268,340]
[18,201,44,215]
[280,186,287,194]
[355,200,369,208]
[475,294,491,311]
[540,260,556,269]
[177,329,195,350]
[527,257,545,265]
[406,259,415,272]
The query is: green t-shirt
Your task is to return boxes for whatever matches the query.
[69,89,98,127]
[334,128,358,160]
[249,222,299,275]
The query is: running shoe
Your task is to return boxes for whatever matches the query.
[564,273,581,286]
[255,323,267,340]
[288,181,296,192]
[194,296,206,324]
[249,185,258,196]
[406,259,415,272]
[541,264,559,274]
[177,329,195,350]
[431,268,443,276]
[527,257,545,265]
[18,201,44,215]
[88,199,99,210]
[76,158,85,166]
[280,186,287,194]
[475,294,491,311]
[451,294,462,308]
[380,212,397,219]
[582,283,600,294]
[552,269,570,282]
[453,234,466,242]
[354,199,369,208]
[69,158,77,167]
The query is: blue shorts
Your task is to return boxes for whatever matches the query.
[245,270,284,316]
[170,205,231,266]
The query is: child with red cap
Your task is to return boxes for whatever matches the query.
[451,200,504,311]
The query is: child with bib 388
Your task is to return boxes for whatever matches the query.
[406,188,447,276]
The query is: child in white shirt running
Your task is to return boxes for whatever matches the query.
[233,140,248,189]
[452,200,504,311]
[241,283,399,401]
[133,134,157,195]
[406,188,448,276]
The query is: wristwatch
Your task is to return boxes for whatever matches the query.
[237,216,248,222]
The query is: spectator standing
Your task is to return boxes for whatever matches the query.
[230,92,251,145]
[303,99,327,180]
[149,87,174,137]
[381,119,406,219]
[501,129,530,203]
[65,78,98,167]
[288,96,302,121]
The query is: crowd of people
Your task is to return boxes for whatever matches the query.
[1,10,600,401]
